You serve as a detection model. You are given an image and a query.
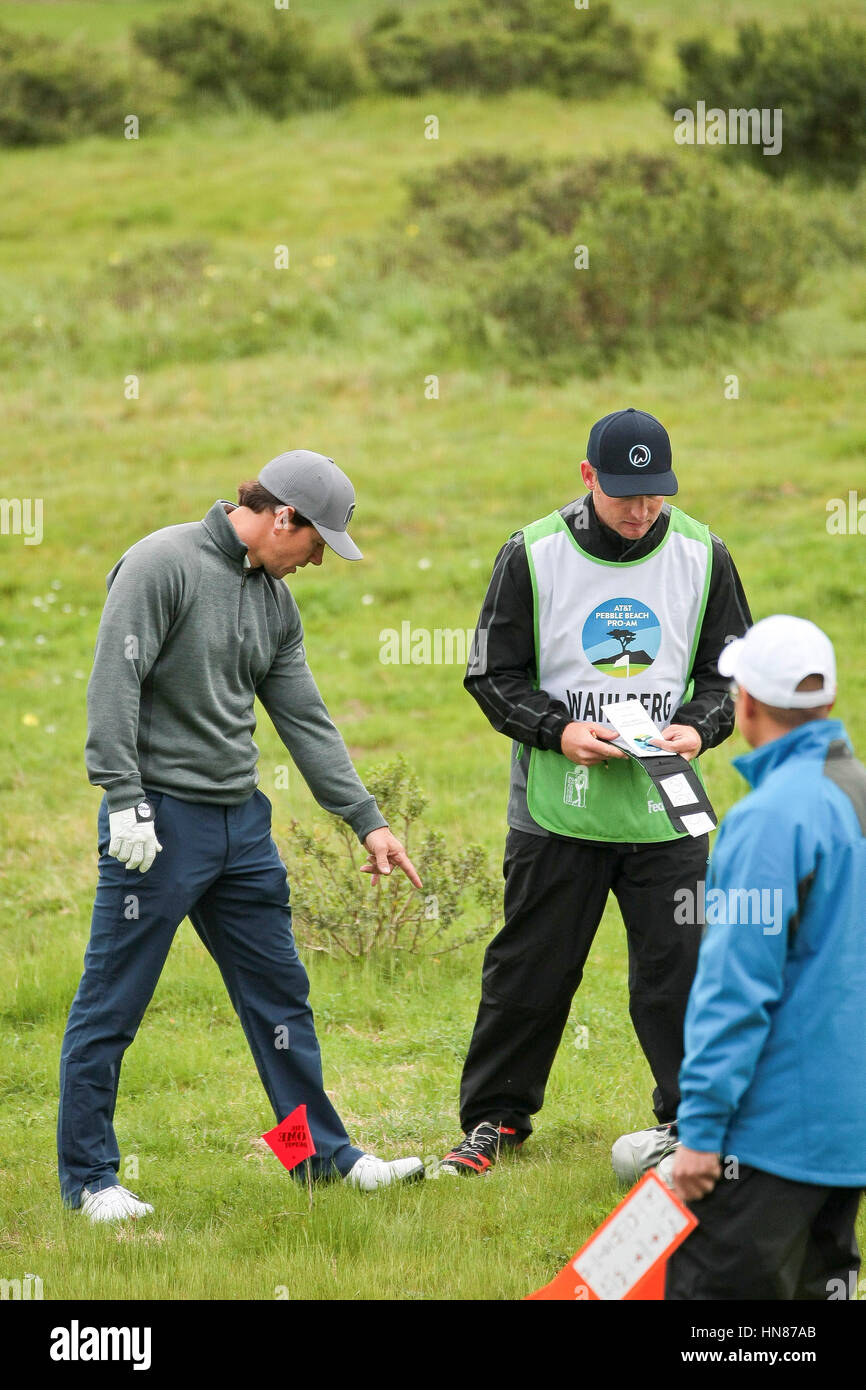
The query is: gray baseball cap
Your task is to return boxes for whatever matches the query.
[258,449,362,561]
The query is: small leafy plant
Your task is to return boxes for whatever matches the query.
[282,756,500,959]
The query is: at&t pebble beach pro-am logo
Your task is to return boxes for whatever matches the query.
[581,597,661,679]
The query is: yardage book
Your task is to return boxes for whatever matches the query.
[604,698,717,837]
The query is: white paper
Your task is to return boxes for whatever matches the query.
[680,811,715,837]
[659,772,699,807]
[604,698,669,759]
[572,1177,691,1301]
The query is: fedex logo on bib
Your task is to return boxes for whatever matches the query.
[581,598,661,679]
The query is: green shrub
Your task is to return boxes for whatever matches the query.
[363,0,647,98]
[134,0,361,115]
[384,151,813,379]
[0,24,158,147]
[480,173,807,377]
[667,20,866,183]
[403,151,686,261]
[404,152,540,208]
[282,756,499,959]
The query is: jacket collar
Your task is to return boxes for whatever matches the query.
[575,494,670,562]
[733,718,849,789]
[201,499,250,568]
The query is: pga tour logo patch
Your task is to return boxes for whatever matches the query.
[564,766,589,807]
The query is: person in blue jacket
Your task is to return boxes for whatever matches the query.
[665,615,866,1301]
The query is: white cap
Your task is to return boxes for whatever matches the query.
[718,616,837,709]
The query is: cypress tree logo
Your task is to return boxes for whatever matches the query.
[581,598,661,678]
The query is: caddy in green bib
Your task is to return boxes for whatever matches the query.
[523,506,712,842]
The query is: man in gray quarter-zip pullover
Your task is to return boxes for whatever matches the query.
[58,450,426,1221]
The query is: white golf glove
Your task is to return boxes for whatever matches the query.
[108,801,163,873]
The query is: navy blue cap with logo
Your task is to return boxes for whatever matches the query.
[586,408,678,497]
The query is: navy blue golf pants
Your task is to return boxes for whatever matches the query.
[58,789,363,1205]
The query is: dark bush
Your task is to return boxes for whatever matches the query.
[134,0,360,114]
[476,172,808,377]
[403,152,687,259]
[385,151,812,379]
[405,152,540,208]
[363,0,647,98]
[667,20,866,183]
[0,25,146,146]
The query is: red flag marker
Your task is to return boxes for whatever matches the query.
[526,1170,697,1301]
[262,1104,317,1173]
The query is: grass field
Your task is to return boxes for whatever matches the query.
[1,0,865,1304]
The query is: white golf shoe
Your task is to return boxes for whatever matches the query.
[343,1155,425,1191]
[80,1184,154,1222]
[611,1122,677,1183]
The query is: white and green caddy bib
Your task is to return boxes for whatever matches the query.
[523,507,712,842]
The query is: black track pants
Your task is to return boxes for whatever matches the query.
[665,1164,862,1300]
[458,827,708,1136]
